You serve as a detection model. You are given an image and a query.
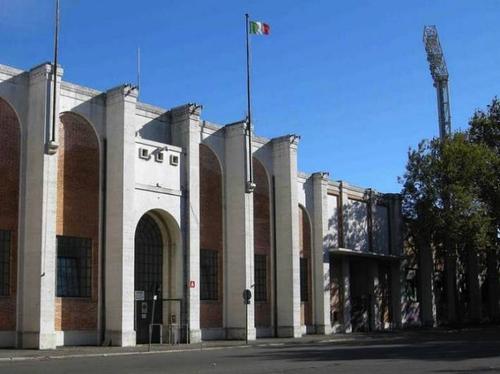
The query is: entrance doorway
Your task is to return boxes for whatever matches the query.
[350,259,371,332]
[135,214,163,344]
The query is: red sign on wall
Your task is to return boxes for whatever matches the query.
[189,280,195,288]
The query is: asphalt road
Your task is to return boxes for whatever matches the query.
[1,329,499,373]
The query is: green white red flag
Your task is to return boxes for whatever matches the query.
[249,21,270,35]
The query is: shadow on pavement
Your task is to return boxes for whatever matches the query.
[229,328,500,364]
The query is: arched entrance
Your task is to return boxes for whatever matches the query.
[134,214,163,344]
[299,205,312,329]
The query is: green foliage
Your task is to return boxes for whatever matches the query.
[400,99,499,256]
[469,98,500,153]
[468,98,500,242]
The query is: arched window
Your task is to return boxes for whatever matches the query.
[0,98,20,331]
[199,144,223,328]
[253,158,271,328]
[56,112,100,331]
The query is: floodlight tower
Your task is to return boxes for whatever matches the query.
[423,26,451,139]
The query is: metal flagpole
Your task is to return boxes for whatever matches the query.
[245,13,255,193]
[51,0,60,145]
[137,46,141,93]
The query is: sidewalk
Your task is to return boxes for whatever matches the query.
[0,332,399,362]
[1,327,497,362]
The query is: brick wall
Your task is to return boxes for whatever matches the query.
[0,99,20,331]
[199,144,223,328]
[55,112,99,331]
[253,159,271,328]
[299,206,312,326]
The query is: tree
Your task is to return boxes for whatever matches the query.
[468,98,500,321]
[400,121,497,324]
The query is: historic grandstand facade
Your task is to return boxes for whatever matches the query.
[0,62,403,349]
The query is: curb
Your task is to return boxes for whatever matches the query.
[0,344,252,363]
[0,337,367,363]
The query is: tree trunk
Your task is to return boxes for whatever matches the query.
[466,248,481,323]
[487,249,500,321]
[417,237,435,326]
[445,251,457,324]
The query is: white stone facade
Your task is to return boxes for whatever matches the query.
[0,62,403,349]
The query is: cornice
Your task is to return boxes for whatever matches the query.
[170,103,202,122]
[136,102,168,119]
[0,64,25,78]
[106,84,138,105]
[61,81,101,98]
[29,63,63,83]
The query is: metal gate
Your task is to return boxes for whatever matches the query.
[135,214,163,344]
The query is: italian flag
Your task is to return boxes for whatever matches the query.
[249,21,270,35]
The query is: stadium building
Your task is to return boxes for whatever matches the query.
[0,62,403,349]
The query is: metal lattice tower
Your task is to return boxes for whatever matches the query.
[423,26,452,139]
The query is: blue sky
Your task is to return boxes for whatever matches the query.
[1,0,499,192]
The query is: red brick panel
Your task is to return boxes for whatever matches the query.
[199,145,223,328]
[55,113,99,331]
[299,206,312,326]
[253,159,271,328]
[0,99,20,331]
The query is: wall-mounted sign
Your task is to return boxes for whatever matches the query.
[135,290,145,301]
[243,289,252,304]
[189,280,195,288]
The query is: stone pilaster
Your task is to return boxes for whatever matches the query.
[466,249,481,322]
[170,104,202,343]
[445,252,457,324]
[487,250,500,321]
[388,195,403,328]
[338,181,350,249]
[17,63,62,349]
[311,172,332,335]
[368,261,381,331]
[223,123,256,340]
[104,85,138,347]
[388,194,403,256]
[341,257,352,333]
[367,190,376,252]
[390,261,402,328]
[272,135,301,338]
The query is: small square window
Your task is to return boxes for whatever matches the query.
[155,151,164,163]
[170,154,179,166]
[139,148,150,160]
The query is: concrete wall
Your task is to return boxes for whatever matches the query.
[345,199,369,252]
[326,194,340,249]
[135,140,181,192]
[373,205,390,255]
